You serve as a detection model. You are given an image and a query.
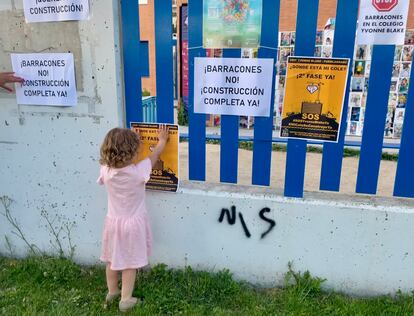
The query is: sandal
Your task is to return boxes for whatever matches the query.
[119,297,140,312]
[103,289,121,308]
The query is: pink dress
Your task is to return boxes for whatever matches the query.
[97,158,153,271]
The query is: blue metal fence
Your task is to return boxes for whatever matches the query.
[284,0,319,198]
[221,49,241,184]
[154,0,174,124]
[251,0,279,187]
[121,0,414,199]
[320,0,359,192]
[394,61,414,198]
[356,45,394,195]
[121,0,142,125]
[188,0,206,181]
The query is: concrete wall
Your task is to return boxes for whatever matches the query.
[3,166,414,297]
[0,0,123,259]
[147,182,414,296]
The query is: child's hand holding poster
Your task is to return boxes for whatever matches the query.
[131,123,179,192]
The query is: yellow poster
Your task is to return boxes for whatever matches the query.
[130,122,179,192]
[280,57,350,142]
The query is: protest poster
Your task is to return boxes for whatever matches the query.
[23,0,89,23]
[130,123,179,193]
[280,57,349,142]
[11,53,77,107]
[356,0,410,45]
[194,57,274,117]
[203,0,262,48]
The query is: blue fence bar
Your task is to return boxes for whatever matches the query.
[394,62,414,198]
[356,45,394,194]
[284,0,319,198]
[188,0,206,181]
[319,0,359,192]
[154,0,174,124]
[121,0,142,126]
[221,49,241,184]
[252,0,280,186]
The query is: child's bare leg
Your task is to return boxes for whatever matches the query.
[121,269,137,301]
[106,264,120,294]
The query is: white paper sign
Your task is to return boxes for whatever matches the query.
[194,58,274,117]
[23,0,89,23]
[356,0,410,45]
[11,53,77,107]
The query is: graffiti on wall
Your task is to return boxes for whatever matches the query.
[218,205,276,239]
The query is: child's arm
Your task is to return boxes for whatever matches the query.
[148,125,169,167]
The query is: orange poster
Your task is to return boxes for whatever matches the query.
[131,123,179,192]
[280,57,349,142]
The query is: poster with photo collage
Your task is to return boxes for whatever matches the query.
[276,31,295,123]
[276,26,335,124]
[276,28,414,139]
[347,30,413,138]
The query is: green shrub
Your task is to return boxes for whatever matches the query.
[178,99,188,126]
[142,88,151,97]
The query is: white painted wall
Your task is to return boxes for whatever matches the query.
[1,0,414,298]
[146,182,414,296]
[0,0,123,258]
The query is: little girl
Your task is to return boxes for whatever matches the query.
[97,125,168,312]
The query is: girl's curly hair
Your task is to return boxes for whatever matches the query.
[99,128,140,168]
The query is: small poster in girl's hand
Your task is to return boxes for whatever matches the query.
[130,123,179,192]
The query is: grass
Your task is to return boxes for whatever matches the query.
[180,139,399,162]
[1,257,414,315]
